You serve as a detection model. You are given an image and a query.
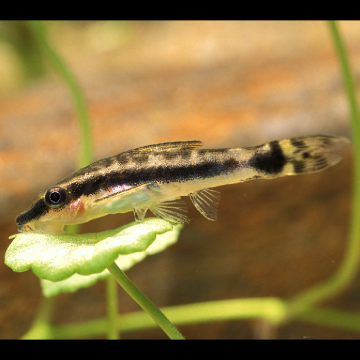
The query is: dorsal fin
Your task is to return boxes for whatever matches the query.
[128,140,202,154]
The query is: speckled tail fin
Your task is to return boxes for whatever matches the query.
[248,135,350,178]
[279,135,350,175]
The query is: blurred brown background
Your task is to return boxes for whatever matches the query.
[0,21,358,338]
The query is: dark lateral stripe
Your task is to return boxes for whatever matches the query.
[223,158,240,170]
[66,160,231,199]
[248,140,287,174]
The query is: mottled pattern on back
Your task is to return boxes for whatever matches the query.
[55,143,245,205]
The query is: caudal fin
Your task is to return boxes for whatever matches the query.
[278,135,350,175]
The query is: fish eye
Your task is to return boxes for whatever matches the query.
[45,187,66,208]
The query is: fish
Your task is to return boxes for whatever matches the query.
[15,135,350,234]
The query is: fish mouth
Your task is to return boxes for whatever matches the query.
[17,222,65,234]
[16,213,28,226]
[17,224,34,233]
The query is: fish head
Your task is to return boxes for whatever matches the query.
[15,186,88,234]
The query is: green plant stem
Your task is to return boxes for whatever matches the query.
[298,306,360,333]
[21,297,56,339]
[106,276,119,339]
[107,262,184,339]
[28,21,92,169]
[285,21,360,319]
[51,299,360,339]
[51,297,286,338]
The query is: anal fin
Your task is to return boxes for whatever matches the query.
[189,188,220,221]
[134,207,148,222]
[150,200,188,224]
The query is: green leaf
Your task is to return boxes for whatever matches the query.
[40,224,183,297]
[5,218,176,284]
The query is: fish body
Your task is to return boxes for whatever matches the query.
[16,135,350,234]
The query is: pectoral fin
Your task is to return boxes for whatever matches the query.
[189,188,220,221]
[134,207,148,221]
[93,184,151,206]
[92,184,150,217]
[150,200,188,224]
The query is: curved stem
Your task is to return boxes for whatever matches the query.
[286,20,360,318]
[28,21,93,169]
[107,262,184,339]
